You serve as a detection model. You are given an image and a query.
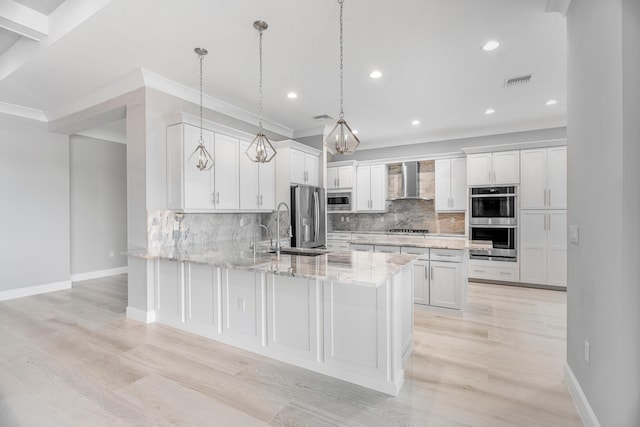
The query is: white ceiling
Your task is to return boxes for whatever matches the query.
[0,0,567,149]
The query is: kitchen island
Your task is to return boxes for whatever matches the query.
[128,243,416,396]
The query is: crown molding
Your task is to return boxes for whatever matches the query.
[0,101,47,121]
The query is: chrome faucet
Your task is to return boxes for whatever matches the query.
[251,223,270,256]
[275,201,292,259]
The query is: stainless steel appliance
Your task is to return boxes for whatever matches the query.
[469,225,517,261]
[387,161,433,200]
[327,191,352,211]
[291,184,326,248]
[389,228,429,234]
[469,186,517,225]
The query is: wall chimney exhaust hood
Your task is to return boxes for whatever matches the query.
[388,161,433,201]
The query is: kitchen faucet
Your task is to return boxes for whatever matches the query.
[275,201,292,259]
[251,223,270,257]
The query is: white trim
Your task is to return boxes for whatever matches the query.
[274,139,322,156]
[70,266,128,282]
[165,111,256,141]
[0,101,47,121]
[0,280,71,301]
[75,128,127,144]
[0,1,48,41]
[354,151,466,166]
[293,126,324,139]
[126,306,156,324]
[564,363,602,427]
[461,138,567,155]
[546,0,572,17]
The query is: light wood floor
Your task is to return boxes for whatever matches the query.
[0,275,582,426]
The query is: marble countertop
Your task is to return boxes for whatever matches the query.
[127,241,416,286]
[348,234,492,251]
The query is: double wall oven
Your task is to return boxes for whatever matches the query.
[469,186,517,261]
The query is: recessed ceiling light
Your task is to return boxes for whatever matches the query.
[352,129,359,135]
[482,40,500,51]
[545,99,558,106]
[369,70,382,79]
[287,91,298,99]
[484,108,495,115]
[411,120,420,126]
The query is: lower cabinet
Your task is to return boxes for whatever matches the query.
[223,269,261,340]
[156,260,183,327]
[185,263,220,336]
[429,261,462,309]
[412,260,430,305]
[520,210,567,287]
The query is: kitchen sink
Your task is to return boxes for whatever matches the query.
[268,247,330,257]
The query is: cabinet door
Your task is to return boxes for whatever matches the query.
[327,167,338,189]
[369,164,387,211]
[429,261,462,309]
[492,150,520,184]
[157,260,183,326]
[290,149,306,184]
[434,159,451,211]
[305,153,319,187]
[519,210,547,284]
[338,166,353,188]
[224,269,259,338]
[412,261,429,305]
[183,124,214,209]
[520,149,548,209]
[355,166,371,211]
[547,147,567,209]
[239,140,260,210]
[466,153,492,186]
[185,263,219,335]
[213,133,239,210]
[547,211,567,287]
[258,160,276,210]
[450,158,467,211]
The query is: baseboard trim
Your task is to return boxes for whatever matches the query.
[126,306,156,324]
[71,266,128,282]
[564,363,601,427]
[0,280,72,301]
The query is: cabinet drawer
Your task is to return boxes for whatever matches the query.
[430,249,462,263]
[327,233,351,241]
[468,260,519,282]
[400,246,430,259]
[327,242,350,251]
[350,243,373,252]
[374,245,401,254]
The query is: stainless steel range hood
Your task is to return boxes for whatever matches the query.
[388,161,433,200]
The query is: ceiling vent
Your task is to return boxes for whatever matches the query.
[313,114,333,121]
[504,74,532,88]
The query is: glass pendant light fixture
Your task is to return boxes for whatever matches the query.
[324,0,360,155]
[245,20,277,163]
[190,47,215,171]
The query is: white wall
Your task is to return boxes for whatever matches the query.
[70,135,127,276]
[567,0,640,425]
[0,115,70,293]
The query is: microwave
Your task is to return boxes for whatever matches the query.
[469,186,517,225]
[327,191,352,211]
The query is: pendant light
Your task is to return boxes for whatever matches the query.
[190,47,215,171]
[324,0,360,155]
[245,21,277,163]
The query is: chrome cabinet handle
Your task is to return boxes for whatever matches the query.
[548,189,551,206]
[425,266,429,280]
[548,213,551,230]
[431,266,434,280]
[257,195,260,206]
[216,192,220,205]
[260,194,263,206]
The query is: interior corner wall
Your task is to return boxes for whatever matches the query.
[70,135,127,276]
[0,115,70,292]
[567,0,639,425]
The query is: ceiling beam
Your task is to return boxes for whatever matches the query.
[0,1,48,41]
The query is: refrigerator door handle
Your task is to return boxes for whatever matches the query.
[313,190,320,241]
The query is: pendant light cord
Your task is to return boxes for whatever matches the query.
[258,27,264,131]
[339,0,344,119]
[199,52,204,141]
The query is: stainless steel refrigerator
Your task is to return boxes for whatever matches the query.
[290,184,326,248]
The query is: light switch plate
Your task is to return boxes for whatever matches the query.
[569,225,579,243]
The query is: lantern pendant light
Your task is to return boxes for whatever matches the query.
[189,47,215,171]
[324,0,360,155]
[245,21,277,163]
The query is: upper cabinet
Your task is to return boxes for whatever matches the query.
[466,150,520,186]
[290,149,320,187]
[327,164,354,190]
[520,147,567,210]
[167,123,239,211]
[239,140,276,211]
[356,164,387,212]
[435,158,467,211]
[274,140,323,208]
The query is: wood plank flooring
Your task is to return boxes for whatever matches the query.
[0,275,582,426]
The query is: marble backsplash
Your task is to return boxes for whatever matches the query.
[148,210,289,248]
[328,199,466,235]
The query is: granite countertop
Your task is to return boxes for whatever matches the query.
[348,234,492,251]
[127,241,416,286]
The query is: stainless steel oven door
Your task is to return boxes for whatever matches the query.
[469,225,517,259]
[469,186,517,225]
[327,191,351,211]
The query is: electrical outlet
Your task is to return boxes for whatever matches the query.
[584,340,590,363]
[341,216,345,222]
[450,217,456,224]
[569,225,579,243]
[239,218,247,227]
[346,217,350,222]
[173,220,180,231]
[109,250,115,258]
[380,216,384,222]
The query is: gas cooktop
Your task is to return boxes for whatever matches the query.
[388,228,429,234]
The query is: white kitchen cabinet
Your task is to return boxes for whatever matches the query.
[239,140,276,211]
[356,164,387,211]
[374,245,401,254]
[520,146,567,210]
[327,165,354,189]
[185,263,220,336]
[520,210,567,287]
[435,158,467,211]
[429,261,463,309]
[223,269,261,341]
[350,243,374,252]
[468,259,519,282]
[290,149,319,186]
[466,150,520,186]
[166,123,239,211]
[156,260,183,327]
[412,260,430,305]
[326,232,351,251]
